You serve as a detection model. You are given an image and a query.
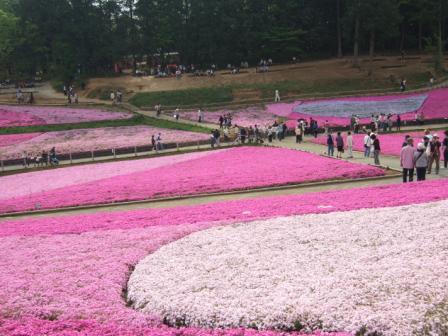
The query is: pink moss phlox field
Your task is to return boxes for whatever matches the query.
[2,179,447,238]
[180,89,448,128]
[0,151,212,200]
[0,126,210,159]
[311,131,448,156]
[286,88,448,126]
[181,106,288,128]
[0,147,384,213]
[0,133,43,147]
[0,318,348,336]
[0,105,132,127]
[0,180,447,335]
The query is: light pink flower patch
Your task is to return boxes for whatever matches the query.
[0,126,210,160]
[0,180,447,335]
[0,147,384,214]
[0,105,133,127]
[0,133,43,148]
[0,151,213,200]
[0,318,348,336]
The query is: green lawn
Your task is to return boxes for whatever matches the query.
[127,71,433,108]
[129,87,233,108]
[251,72,432,99]
[0,114,211,135]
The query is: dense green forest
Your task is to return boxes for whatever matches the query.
[0,0,446,80]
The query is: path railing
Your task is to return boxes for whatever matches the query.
[0,139,230,173]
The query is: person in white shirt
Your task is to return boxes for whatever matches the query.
[198,109,204,122]
[347,131,354,158]
[274,90,280,102]
[364,132,372,157]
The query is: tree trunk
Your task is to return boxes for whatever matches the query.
[437,0,444,72]
[400,22,406,52]
[418,20,423,52]
[337,0,343,58]
[128,0,137,75]
[353,13,360,67]
[369,29,375,76]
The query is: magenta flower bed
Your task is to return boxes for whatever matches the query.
[0,147,384,214]
[180,88,448,129]
[0,126,210,160]
[286,89,448,126]
[311,131,448,156]
[0,180,447,335]
[0,105,132,127]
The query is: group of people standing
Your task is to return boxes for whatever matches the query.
[326,132,356,160]
[110,90,123,104]
[400,130,448,182]
[151,134,163,151]
[22,147,59,168]
[63,85,79,104]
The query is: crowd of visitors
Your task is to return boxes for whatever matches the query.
[400,130,448,181]
[325,131,381,165]
[349,113,407,134]
[110,89,123,104]
[151,133,164,151]
[15,88,35,104]
[22,147,59,168]
[63,85,79,104]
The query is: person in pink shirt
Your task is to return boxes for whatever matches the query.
[400,137,416,182]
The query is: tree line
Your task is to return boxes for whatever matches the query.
[0,0,446,80]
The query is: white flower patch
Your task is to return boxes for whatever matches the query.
[293,95,427,118]
[127,200,448,335]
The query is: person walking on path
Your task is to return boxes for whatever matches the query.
[327,133,335,157]
[364,132,372,158]
[400,138,416,182]
[414,142,428,181]
[427,134,441,174]
[198,108,204,123]
[295,125,303,143]
[443,130,448,168]
[371,134,381,165]
[155,103,162,117]
[274,90,281,102]
[151,135,156,150]
[396,114,401,131]
[336,132,344,158]
[347,131,353,158]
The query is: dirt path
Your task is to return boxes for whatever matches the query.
[84,55,438,96]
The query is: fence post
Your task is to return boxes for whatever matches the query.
[134,146,138,157]
[91,151,94,161]
[1,160,3,172]
[69,152,73,164]
[176,143,180,152]
[197,141,200,150]
[113,149,116,159]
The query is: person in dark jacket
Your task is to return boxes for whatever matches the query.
[336,132,344,158]
[327,133,334,157]
[371,134,381,165]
